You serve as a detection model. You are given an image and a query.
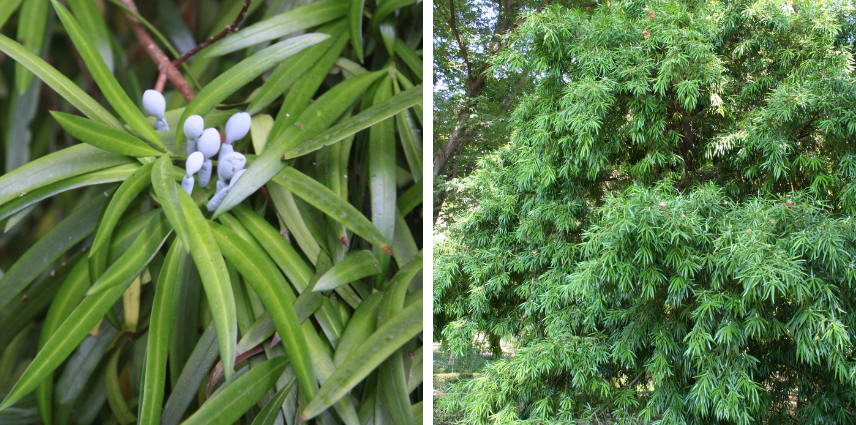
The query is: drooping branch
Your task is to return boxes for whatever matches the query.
[118,0,195,103]
[172,0,253,67]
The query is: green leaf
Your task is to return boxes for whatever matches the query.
[176,187,238,383]
[211,223,318,401]
[250,378,295,425]
[0,0,24,30]
[161,323,219,425]
[66,0,113,72]
[52,112,163,157]
[0,33,122,129]
[35,258,90,425]
[273,167,391,254]
[0,144,131,208]
[175,33,330,144]
[151,155,190,251]
[137,240,187,425]
[0,193,107,312]
[395,71,422,126]
[54,322,118,404]
[397,180,422,215]
[394,39,422,78]
[265,184,322,264]
[230,204,313,291]
[15,0,49,94]
[85,213,171,294]
[246,20,347,115]
[105,345,135,425]
[298,292,423,422]
[89,162,154,255]
[213,70,386,218]
[314,251,381,291]
[180,357,290,425]
[372,0,419,26]
[52,0,165,150]
[205,0,347,57]
[0,266,132,411]
[349,0,366,62]
[369,76,396,245]
[394,82,422,182]
[332,292,383,367]
[283,84,423,159]
[0,163,139,222]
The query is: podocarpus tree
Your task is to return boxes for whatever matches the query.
[0,0,423,424]
[434,0,856,423]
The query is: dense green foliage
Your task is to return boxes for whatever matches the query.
[435,0,856,422]
[0,0,423,424]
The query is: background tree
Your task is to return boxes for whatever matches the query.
[435,0,856,422]
[0,0,424,424]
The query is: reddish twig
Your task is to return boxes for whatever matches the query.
[172,0,253,67]
[118,0,195,103]
[154,71,167,93]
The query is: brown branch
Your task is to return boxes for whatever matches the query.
[154,71,167,93]
[118,0,195,103]
[172,0,252,67]
[448,0,472,78]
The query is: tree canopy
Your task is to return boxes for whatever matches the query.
[435,0,856,422]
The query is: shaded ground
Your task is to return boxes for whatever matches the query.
[433,341,513,424]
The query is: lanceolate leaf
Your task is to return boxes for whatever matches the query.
[105,344,135,424]
[369,76,396,246]
[214,71,385,218]
[206,0,348,57]
[332,293,383,367]
[180,357,290,425]
[66,0,113,73]
[0,193,107,312]
[51,1,165,150]
[283,84,424,159]
[89,161,154,255]
[273,167,391,254]
[176,188,237,383]
[314,251,381,291]
[211,223,318,400]
[85,213,171,294]
[372,0,420,26]
[0,163,139,222]
[51,112,163,157]
[138,240,187,425]
[298,293,423,422]
[0,34,123,129]
[0,267,132,411]
[161,323,219,425]
[349,0,366,63]
[250,378,295,425]
[175,33,330,144]
[15,0,49,94]
[394,40,422,79]
[0,144,131,207]
[0,0,24,30]
[151,155,190,250]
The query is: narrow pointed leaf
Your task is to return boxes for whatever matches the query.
[372,0,419,26]
[273,167,391,254]
[393,39,421,78]
[349,0,366,62]
[15,0,49,94]
[66,0,113,72]
[283,84,423,159]
[175,33,330,144]
[298,293,423,422]
[0,34,122,128]
[205,0,347,57]
[369,76,396,244]
[176,189,237,383]
[314,251,381,291]
[181,357,289,425]
[52,112,163,157]
[332,292,383,367]
[52,1,165,149]
[0,163,139,222]
[0,0,24,29]
[211,223,318,400]
[151,155,190,250]
[0,271,132,411]
[160,323,219,425]
[138,240,187,425]
[90,161,154,255]
[105,345,135,425]
[0,144,131,207]
[250,379,295,425]
[85,213,171,295]
[0,193,107,311]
